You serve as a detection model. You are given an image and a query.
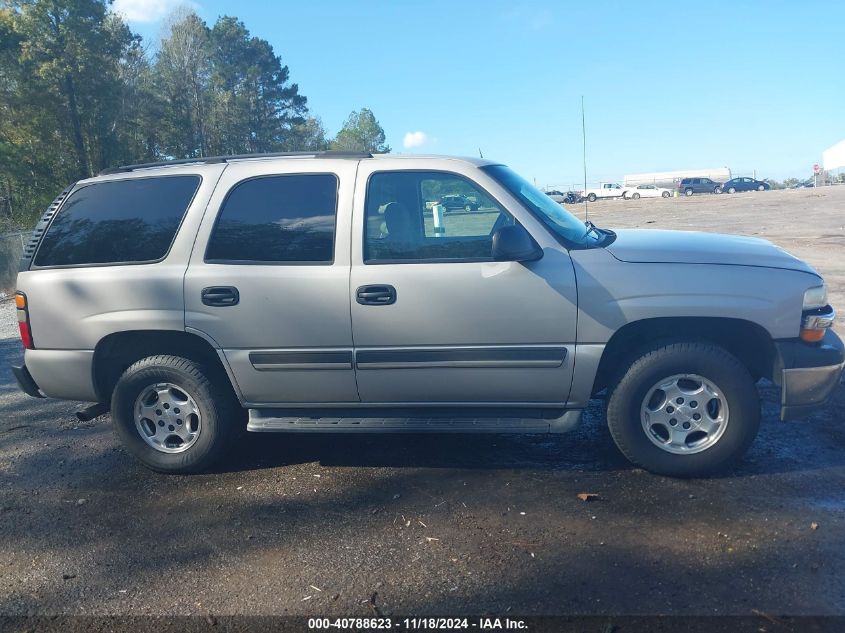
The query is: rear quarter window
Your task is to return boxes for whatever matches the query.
[33,175,200,267]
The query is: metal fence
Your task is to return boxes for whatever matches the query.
[0,231,27,293]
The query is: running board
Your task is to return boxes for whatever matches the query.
[247,409,582,434]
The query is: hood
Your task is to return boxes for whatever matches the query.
[605,229,818,275]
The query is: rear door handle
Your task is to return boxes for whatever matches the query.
[356,285,396,306]
[202,286,239,307]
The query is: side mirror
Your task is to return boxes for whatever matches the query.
[491,224,543,262]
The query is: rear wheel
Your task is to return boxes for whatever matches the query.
[606,341,760,477]
[111,355,242,474]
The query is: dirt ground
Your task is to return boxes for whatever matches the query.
[0,186,843,620]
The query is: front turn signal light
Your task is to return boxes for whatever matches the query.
[800,306,835,344]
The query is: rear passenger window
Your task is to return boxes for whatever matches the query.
[34,176,200,267]
[206,174,337,264]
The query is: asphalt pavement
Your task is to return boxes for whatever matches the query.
[1,298,844,618]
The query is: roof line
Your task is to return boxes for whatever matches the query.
[98,151,374,175]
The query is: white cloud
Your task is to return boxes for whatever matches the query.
[403,131,430,149]
[113,0,190,23]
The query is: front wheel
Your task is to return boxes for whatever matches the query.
[714,186,723,194]
[727,187,736,194]
[606,341,760,477]
[111,355,242,474]
[684,188,693,196]
[464,204,472,212]
[757,185,765,191]
[587,193,597,202]
[632,192,640,200]
[661,191,670,198]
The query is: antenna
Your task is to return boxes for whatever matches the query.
[478,148,484,159]
[581,95,588,222]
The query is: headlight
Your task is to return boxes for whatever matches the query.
[801,283,834,343]
[803,284,828,310]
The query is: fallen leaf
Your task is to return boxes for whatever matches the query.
[577,493,599,502]
[810,522,819,530]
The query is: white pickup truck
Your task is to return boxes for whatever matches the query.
[582,182,627,202]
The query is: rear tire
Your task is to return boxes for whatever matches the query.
[606,341,760,477]
[111,355,242,474]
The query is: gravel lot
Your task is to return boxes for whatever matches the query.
[0,187,843,618]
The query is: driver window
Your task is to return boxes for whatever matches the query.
[364,171,514,263]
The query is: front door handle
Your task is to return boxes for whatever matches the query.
[202,286,239,307]
[356,285,396,306]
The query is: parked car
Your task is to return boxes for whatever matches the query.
[12,152,843,477]
[723,177,771,194]
[678,177,723,196]
[439,194,479,212]
[623,184,673,199]
[545,190,581,204]
[582,182,626,202]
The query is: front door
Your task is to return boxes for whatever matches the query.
[184,159,359,406]
[349,159,578,405]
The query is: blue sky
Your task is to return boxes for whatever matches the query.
[116,0,844,186]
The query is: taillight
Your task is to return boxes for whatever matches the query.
[15,292,34,349]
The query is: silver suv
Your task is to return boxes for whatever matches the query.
[12,152,844,476]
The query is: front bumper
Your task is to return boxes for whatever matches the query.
[775,330,845,420]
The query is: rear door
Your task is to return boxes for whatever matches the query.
[184,159,359,406]
[348,158,578,405]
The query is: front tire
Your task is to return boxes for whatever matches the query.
[464,204,472,212]
[632,192,640,200]
[757,184,765,191]
[684,188,693,196]
[111,355,242,474]
[661,191,670,198]
[727,187,736,194]
[587,193,597,202]
[606,341,760,477]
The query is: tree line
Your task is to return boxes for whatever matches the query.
[0,0,389,230]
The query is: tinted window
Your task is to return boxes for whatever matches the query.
[34,176,200,267]
[206,174,337,264]
[365,171,513,262]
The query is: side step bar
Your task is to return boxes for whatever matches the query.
[247,409,582,434]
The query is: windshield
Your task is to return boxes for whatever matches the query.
[481,165,597,246]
